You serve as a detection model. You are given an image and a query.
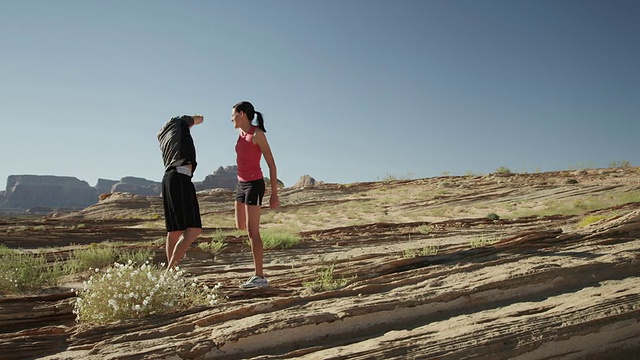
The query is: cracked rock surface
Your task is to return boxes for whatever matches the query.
[1,168,639,359]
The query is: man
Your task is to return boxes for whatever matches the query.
[157,114,204,269]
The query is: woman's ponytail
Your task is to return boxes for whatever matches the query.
[233,101,266,133]
[255,111,266,133]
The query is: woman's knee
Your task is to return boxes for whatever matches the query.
[247,226,261,240]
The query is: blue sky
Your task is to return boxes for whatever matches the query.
[1,0,638,190]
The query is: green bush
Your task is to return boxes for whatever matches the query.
[415,225,433,234]
[69,245,122,272]
[198,239,227,255]
[0,244,13,256]
[495,167,511,174]
[403,245,439,258]
[470,235,499,248]
[610,160,631,168]
[68,245,154,273]
[303,263,351,293]
[486,213,500,221]
[0,252,65,294]
[119,248,155,266]
[74,261,221,324]
[260,230,301,250]
[577,215,607,228]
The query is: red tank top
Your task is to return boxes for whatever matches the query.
[235,126,263,181]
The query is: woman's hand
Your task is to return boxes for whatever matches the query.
[269,193,280,209]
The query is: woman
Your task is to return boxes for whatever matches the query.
[231,101,279,288]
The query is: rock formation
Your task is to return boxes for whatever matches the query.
[198,166,238,190]
[0,168,639,359]
[110,176,161,197]
[293,174,321,188]
[94,179,118,195]
[0,175,97,211]
[0,165,280,212]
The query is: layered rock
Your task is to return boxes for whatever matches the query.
[198,166,238,190]
[1,175,97,211]
[1,168,640,359]
[110,177,161,197]
[94,179,118,195]
[0,165,290,212]
[293,174,321,188]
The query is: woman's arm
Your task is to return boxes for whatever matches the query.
[254,130,279,209]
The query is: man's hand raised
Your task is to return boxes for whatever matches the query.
[192,114,204,125]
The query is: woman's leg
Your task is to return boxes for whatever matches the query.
[235,201,247,230]
[245,204,264,278]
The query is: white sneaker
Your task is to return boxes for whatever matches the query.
[240,276,269,289]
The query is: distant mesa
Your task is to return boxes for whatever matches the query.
[197,166,238,191]
[0,175,96,213]
[111,176,162,197]
[0,166,293,214]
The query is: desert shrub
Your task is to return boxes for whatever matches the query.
[495,167,511,174]
[118,248,155,266]
[380,173,398,182]
[303,263,351,293]
[209,229,245,242]
[74,261,221,324]
[69,246,155,273]
[69,245,122,271]
[0,244,13,256]
[259,230,301,250]
[415,225,433,234]
[486,213,500,221]
[610,160,631,168]
[198,239,227,255]
[565,178,579,184]
[470,235,499,248]
[422,245,439,256]
[210,229,230,243]
[578,215,607,228]
[0,252,66,294]
[403,245,439,258]
[620,191,640,204]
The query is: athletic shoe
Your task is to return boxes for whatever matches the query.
[240,276,269,289]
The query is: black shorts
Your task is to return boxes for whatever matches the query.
[236,178,265,206]
[162,170,202,232]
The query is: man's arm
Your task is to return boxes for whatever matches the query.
[178,114,203,172]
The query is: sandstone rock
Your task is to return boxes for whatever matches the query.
[198,166,285,190]
[94,179,118,195]
[1,175,97,210]
[199,166,238,190]
[265,177,285,189]
[1,168,640,359]
[110,177,161,197]
[293,174,320,188]
[98,193,112,201]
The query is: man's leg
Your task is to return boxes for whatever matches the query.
[167,227,202,269]
[166,231,182,266]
